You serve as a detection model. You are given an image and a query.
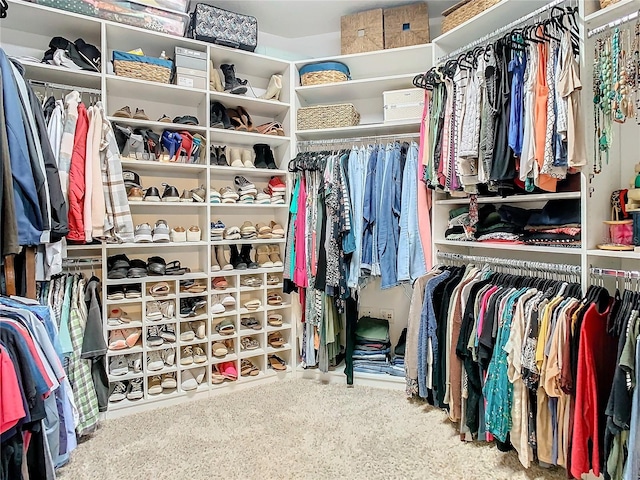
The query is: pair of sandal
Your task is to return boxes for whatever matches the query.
[243,298,262,311]
[215,318,236,335]
[148,257,190,276]
[268,354,287,371]
[241,336,259,350]
[268,332,285,348]
[179,298,206,317]
[256,121,285,136]
[212,362,237,383]
[212,339,233,357]
[241,316,261,330]
[241,359,260,376]
[148,282,171,297]
[179,279,206,293]
[268,313,283,327]
[267,293,282,305]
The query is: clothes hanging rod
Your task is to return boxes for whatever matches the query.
[62,258,102,266]
[297,132,419,146]
[28,79,102,95]
[590,266,640,279]
[587,10,639,38]
[437,0,568,61]
[436,251,582,275]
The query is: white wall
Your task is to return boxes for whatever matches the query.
[359,278,412,349]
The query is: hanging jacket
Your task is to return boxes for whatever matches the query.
[0,48,43,246]
[23,70,68,242]
[67,103,88,242]
[0,66,19,256]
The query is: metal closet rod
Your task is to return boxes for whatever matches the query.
[437,0,569,62]
[28,80,102,95]
[62,258,102,266]
[297,132,419,147]
[436,251,582,274]
[587,10,639,38]
[590,267,640,279]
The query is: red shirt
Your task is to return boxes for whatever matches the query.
[570,301,617,478]
[0,345,26,434]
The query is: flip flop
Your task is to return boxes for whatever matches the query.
[146,256,166,276]
[268,332,285,348]
[268,355,287,371]
[212,277,228,290]
[241,337,259,350]
[149,282,170,296]
[165,260,190,275]
[241,316,261,330]
[211,364,225,384]
[243,299,262,311]
[267,293,282,306]
[220,361,237,380]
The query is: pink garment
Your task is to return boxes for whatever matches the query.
[293,176,308,287]
[417,92,433,270]
[477,286,499,339]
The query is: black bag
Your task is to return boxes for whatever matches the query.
[188,4,257,52]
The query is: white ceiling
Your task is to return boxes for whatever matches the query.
[203,0,459,38]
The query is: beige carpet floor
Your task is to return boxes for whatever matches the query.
[58,379,568,480]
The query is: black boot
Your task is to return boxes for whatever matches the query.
[217,146,228,166]
[209,145,218,165]
[220,64,247,95]
[253,144,268,169]
[229,245,247,269]
[265,145,278,169]
[241,244,258,269]
[210,101,233,129]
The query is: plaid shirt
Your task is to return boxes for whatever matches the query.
[67,276,99,436]
[98,103,134,243]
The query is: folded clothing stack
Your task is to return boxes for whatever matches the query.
[353,316,391,376]
[388,328,406,377]
[522,199,581,247]
[266,177,286,205]
[235,176,257,204]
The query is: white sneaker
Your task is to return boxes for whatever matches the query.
[146,301,163,321]
[161,372,177,389]
[159,300,175,319]
[180,329,195,342]
[152,220,171,243]
[162,347,175,366]
[193,346,207,363]
[161,323,176,342]
[109,355,128,376]
[134,223,153,243]
[186,225,201,242]
[171,227,187,243]
[181,346,194,365]
[128,353,142,373]
[147,350,164,371]
[211,295,225,314]
[127,377,144,400]
[146,325,163,347]
[109,381,127,402]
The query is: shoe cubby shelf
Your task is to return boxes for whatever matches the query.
[120,159,208,173]
[107,117,209,134]
[105,241,209,249]
[210,128,291,147]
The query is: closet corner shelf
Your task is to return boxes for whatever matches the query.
[105,74,207,104]
[209,165,288,177]
[17,61,102,89]
[584,0,639,27]
[586,249,640,259]
[294,44,432,80]
[107,116,208,134]
[435,239,583,255]
[295,72,422,104]
[432,0,551,53]
[209,90,290,116]
[434,191,581,205]
[120,159,208,172]
[209,128,291,147]
[295,120,420,141]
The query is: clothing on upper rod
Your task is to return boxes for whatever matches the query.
[1,46,135,294]
[413,6,585,197]
[405,257,638,479]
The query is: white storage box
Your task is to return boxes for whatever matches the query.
[383,88,424,123]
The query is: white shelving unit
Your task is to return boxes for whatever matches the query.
[1,0,293,417]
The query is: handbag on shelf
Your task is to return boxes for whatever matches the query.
[187,3,257,52]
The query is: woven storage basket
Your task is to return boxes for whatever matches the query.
[297,104,360,130]
[441,0,501,33]
[341,8,384,54]
[112,51,173,84]
[599,0,620,8]
[300,61,351,86]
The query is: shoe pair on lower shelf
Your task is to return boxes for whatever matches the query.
[211,244,258,271]
[181,366,206,391]
[180,345,207,366]
[109,352,142,376]
[147,347,175,371]
[148,373,177,394]
[109,378,143,402]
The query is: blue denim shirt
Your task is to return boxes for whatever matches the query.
[418,271,450,398]
[378,143,402,289]
[361,146,378,273]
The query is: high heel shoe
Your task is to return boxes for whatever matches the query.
[259,74,282,101]
[236,106,257,132]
